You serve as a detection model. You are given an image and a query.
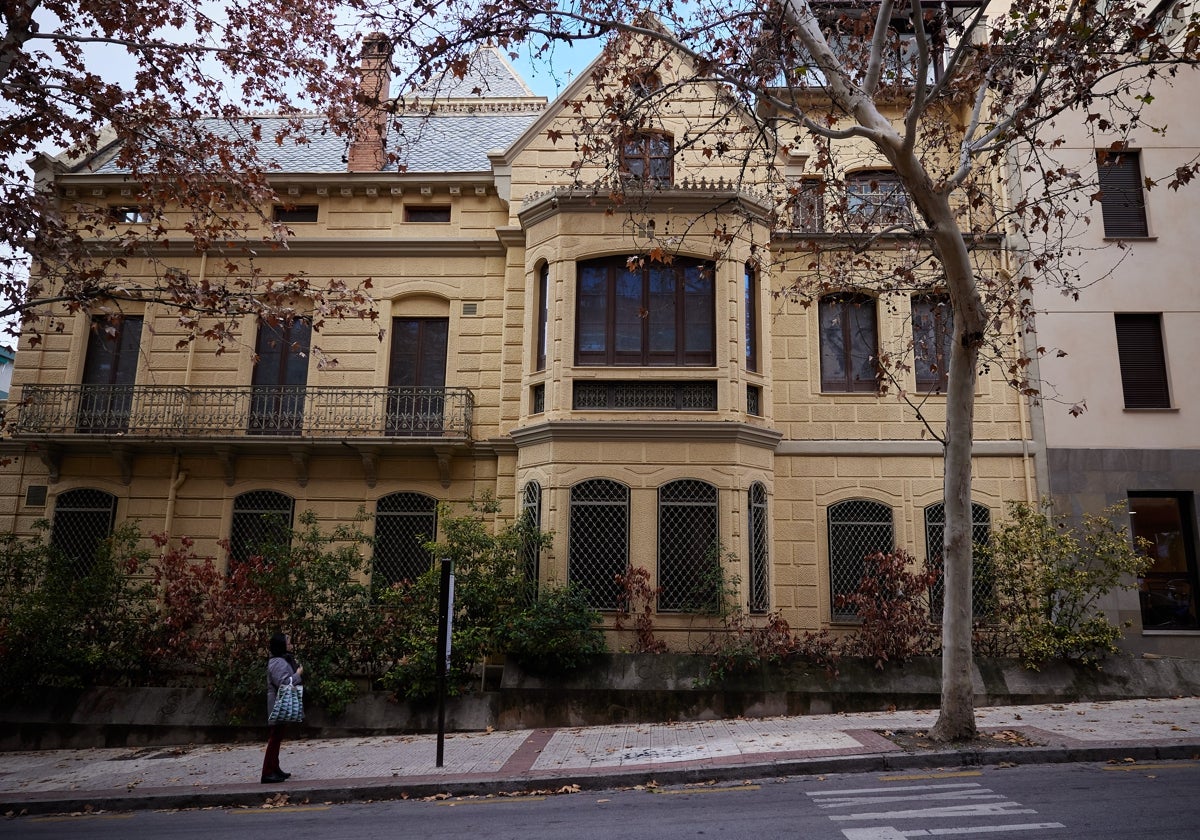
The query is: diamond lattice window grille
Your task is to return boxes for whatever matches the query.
[749,483,770,613]
[50,488,118,579]
[568,479,629,609]
[658,480,719,612]
[828,499,894,621]
[373,492,438,592]
[522,481,542,591]
[925,502,992,621]
[229,490,295,569]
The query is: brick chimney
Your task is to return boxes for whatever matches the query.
[347,33,392,173]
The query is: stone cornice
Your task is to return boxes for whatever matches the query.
[509,420,783,449]
[775,439,1027,456]
[517,182,776,229]
[80,237,508,259]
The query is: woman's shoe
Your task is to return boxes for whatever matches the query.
[261,772,287,784]
[281,771,292,779]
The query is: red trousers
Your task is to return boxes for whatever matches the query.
[262,724,285,776]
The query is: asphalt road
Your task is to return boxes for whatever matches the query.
[8,759,1200,839]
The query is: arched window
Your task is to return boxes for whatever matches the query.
[373,492,438,591]
[522,481,542,589]
[925,502,992,620]
[658,480,719,612]
[229,490,295,568]
[50,488,118,578]
[569,479,629,609]
[576,256,715,366]
[748,483,770,614]
[828,499,894,620]
[819,293,879,392]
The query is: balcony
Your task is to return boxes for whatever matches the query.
[12,384,474,486]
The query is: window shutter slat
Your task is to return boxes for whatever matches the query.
[1115,313,1170,408]
[1097,152,1149,237]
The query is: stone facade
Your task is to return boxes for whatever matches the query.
[3,42,1036,645]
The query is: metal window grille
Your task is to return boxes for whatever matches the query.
[522,481,542,590]
[846,170,913,228]
[791,179,826,231]
[373,492,438,592]
[50,488,118,578]
[828,499,894,621]
[531,383,545,414]
[657,480,719,612]
[749,483,770,613]
[572,380,717,410]
[229,490,294,568]
[925,502,993,620]
[746,384,761,416]
[568,479,629,609]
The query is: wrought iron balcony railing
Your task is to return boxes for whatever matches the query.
[13,384,474,442]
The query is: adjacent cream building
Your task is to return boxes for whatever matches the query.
[1028,1,1200,654]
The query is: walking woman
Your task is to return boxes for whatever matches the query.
[262,632,303,783]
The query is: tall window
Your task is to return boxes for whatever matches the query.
[828,499,894,620]
[819,293,879,392]
[522,481,542,589]
[373,492,438,592]
[50,488,118,578]
[748,483,770,614]
[846,170,911,228]
[249,318,310,435]
[568,479,629,609]
[657,480,719,612]
[536,263,549,372]
[1115,313,1171,409]
[229,491,294,568]
[745,262,759,373]
[1097,150,1148,238]
[792,179,825,231]
[388,317,448,434]
[78,315,142,433]
[913,294,953,393]
[620,132,673,184]
[1131,493,1197,630]
[576,256,715,366]
[925,502,992,620]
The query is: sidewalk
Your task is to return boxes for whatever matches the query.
[2,696,1198,815]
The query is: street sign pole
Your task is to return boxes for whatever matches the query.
[435,558,454,767]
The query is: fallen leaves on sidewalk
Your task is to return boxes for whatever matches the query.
[880,729,1043,752]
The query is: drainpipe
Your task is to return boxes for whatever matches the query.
[163,453,189,542]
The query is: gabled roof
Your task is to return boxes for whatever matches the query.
[405,47,537,101]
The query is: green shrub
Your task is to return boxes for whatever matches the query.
[981,501,1151,668]
[501,583,605,675]
[379,495,549,701]
[0,523,155,699]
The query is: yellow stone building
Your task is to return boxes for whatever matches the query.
[3,39,1036,647]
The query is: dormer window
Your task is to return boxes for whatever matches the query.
[620,132,673,184]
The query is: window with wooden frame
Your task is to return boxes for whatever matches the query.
[620,132,673,184]
[819,293,879,392]
[912,293,953,393]
[845,169,912,228]
[1115,313,1171,408]
[576,256,715,366]
[1096,150,1148,238]
[791,179,825,231]
[536,262,549,372]
[745,262,760,373]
